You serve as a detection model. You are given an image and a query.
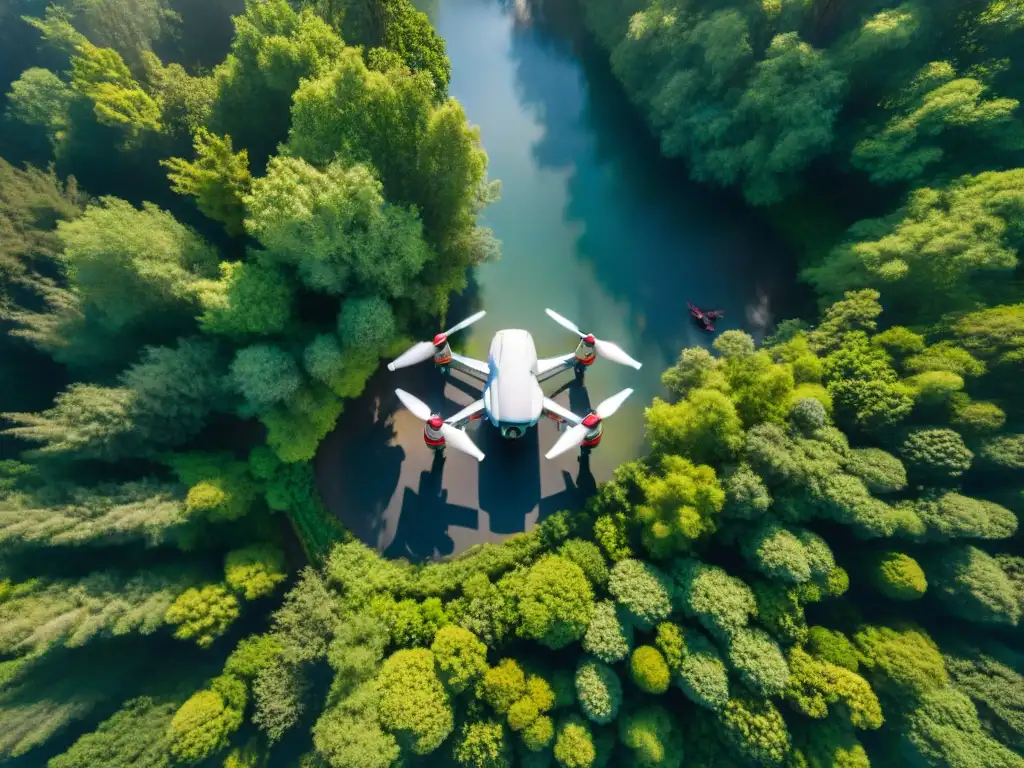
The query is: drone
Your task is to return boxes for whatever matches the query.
[387,309,642,462]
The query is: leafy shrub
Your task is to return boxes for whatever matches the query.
[629,646,670,694]
[575,660,622,724]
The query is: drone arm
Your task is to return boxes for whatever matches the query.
[536,353,577,383]
[446,399,486,429]
[449,353,490,382]
[542,398,583,427]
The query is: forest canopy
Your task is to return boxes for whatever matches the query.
[1,0,1024,767]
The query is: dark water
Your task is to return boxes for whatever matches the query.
[314,0,798,560]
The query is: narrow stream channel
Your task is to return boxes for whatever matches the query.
[314,0,799,560]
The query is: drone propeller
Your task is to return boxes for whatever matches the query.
[395,389,485,462]
[545,388,633,460]
[545,308,642,370]
[387,311,487,372]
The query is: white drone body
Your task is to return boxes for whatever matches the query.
[388,309,641,462]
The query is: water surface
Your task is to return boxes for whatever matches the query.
[315,0,797,560]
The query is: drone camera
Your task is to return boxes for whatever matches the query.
[500,425,525,439]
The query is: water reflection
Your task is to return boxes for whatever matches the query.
[314,0,798,560]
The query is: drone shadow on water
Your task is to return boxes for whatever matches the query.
[315,366,602,563]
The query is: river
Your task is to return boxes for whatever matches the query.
[314,0,799,561]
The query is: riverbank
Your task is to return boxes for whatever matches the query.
[314,0,802,560]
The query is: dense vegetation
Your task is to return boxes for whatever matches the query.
[0,0,496,763]
[1,0,1023,768]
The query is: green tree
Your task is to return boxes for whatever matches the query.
[11,197,218,369]
[618,705,684,767]
[514,555,595,649]
[900,428,974,482]
[69,40,163,145]
[0,567,203,658]
[224,544,287,600]
[852,61,1024,185]
[655,622,729,710]
[376,648,453,755]
[904,687,1024,768]
[0,479,188,550]
[229,344,302,411]
[197,261,293,338]
[608,559,674,629]
[558,539,609,587]
[673,559,756,640]
[575,659,622,724]
[431,626,488,693]
[244,156,431,299]
[49,695,182,768]
[163,129,253,235]
[926,546,1021,626]
[553,715,595,768]
[164,584,241,648]
[726,627,790,697]
[5,68,72,147]
[582,600,633,664]
[805,171,1024,318]
[452,717,512,768]
[629,645,671,695]
[846,448,908,494]
[645,388,743,463]
[869,551,928,600]
[719,696,791,766]
[168,677,245,764]
[209,0,345,169]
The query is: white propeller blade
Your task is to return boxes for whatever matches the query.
[387,311,486,372]
[596,388,633,418]
[545,308,584,337]
[388,341,437,372]
[395,388,433,421]
[544,308,642,370]
[546,424,590,460]
[394,389,485,461]
[443,310,486,337]
[544,423,593,460]
[594,339,642,369]
[544,388,633,460]
[441,424,485,462]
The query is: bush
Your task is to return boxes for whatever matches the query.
[899,428,974,482]
[726,627,790,697]
[618,706,683,767]
[452,718,512,768]
[790,397,828,434]
[521,715,555,752]
[224,544,287,600]
[846,448,907,494]
[655,622,730,710]
[582,600,633,664]
[554,715,595,768]
[480,659,527,715]
[869,551,927,601]
[229,344,301,410]
[575,660,622,724]
[558,539,609,587]
[431,626,488,693]
[376,649,453,754]
[165,584,240,648]
[608,560,674,630]
[515,556,595,649]
[169,686,243,763]
[807,627,859,672]
[629,646,670,694]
